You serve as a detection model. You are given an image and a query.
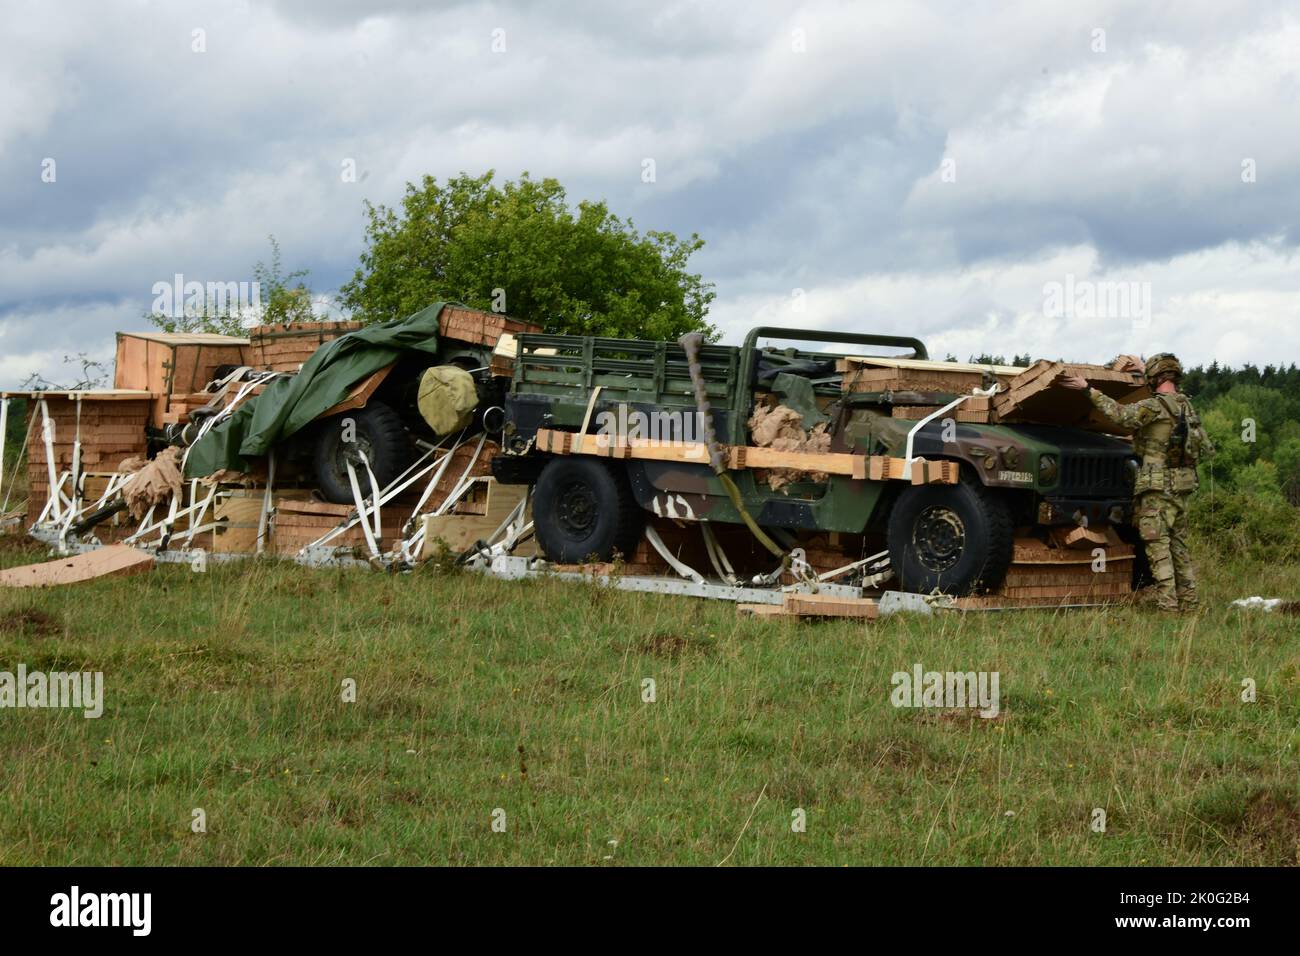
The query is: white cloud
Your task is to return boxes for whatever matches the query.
[708,241,1300,369]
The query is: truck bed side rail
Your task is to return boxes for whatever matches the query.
[514,333,741,407]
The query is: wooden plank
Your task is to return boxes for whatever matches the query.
[421,479,534,558]
[782,592,879,619]
[533,429,956,484]
[277,498,353,516]
[737,603,789,618]
[209,493,265,553]
[0,545,154,588]
[317,363,395,418]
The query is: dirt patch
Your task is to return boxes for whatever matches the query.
[0,608,61,638]
[639,631,713,658]
[1233,790,1300,865]
[1187,782,1300,865]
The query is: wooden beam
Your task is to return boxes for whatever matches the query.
[532,429,957,484]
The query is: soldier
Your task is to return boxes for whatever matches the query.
[1059,354,1212,612]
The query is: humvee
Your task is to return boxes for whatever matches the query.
[492,326,1140,596]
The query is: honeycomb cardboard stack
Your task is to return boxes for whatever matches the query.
[246,321,362,373]
[12,392,154,529]
[839,355,1148,433]
[437,306,541,348]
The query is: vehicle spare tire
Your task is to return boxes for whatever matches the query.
[886,474,1013,595]
[533,457,644,564]
[313,400,412,504]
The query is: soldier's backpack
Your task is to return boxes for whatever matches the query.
[1156,394,1214,466]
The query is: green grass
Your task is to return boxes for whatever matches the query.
[0,531,1296,866]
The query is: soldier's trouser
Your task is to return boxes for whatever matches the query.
[1135,491,1197,609]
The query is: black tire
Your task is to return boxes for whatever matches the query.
[533,457,644,563]
[886,474,1013,595]
[313,400,412,504]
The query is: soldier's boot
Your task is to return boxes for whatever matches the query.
[1176,586,1201,613]
[1144,552,1179,610]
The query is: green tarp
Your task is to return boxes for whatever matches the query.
[183,303,449,478]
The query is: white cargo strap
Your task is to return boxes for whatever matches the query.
[39,399,64,520]
[256,451,276,554]
[432,431,489,517]
[344,456,381,559]
[305,442,447,553]
[181,371,279,472]
[818,548,889,583]
[644,524,705,584]
[902,384,999,480]
[402,431,465,529]
[701,522,738,586]
[572,386,602,454]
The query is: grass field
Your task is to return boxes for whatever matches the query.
[0,531,1296,866]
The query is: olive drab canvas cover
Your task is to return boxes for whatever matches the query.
[183,303,449,478]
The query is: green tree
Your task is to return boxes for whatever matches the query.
[340,171,716,339]
[147,235,314,335]
[253,235,314,326]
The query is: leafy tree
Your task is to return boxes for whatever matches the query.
[253,235,314,326]
[340,171,716,340]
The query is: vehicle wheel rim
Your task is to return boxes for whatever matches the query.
[332,431,374,489]
[556,480,598,539]
[912,504,965,572]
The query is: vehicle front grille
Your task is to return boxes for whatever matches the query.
[1058,453,1133,496]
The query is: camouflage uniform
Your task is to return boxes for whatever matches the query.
[1087,358,1202,611]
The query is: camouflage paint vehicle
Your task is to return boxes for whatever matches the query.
[494,327,1139,595]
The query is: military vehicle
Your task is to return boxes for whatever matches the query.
[492,327,1141,596]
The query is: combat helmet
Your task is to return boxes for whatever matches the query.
[1144,352,1182,384]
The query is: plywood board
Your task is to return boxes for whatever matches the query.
[0,545,154,588]
[421,479,535,558]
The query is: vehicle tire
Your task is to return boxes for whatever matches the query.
[886,474,1013,595]
[313,400,412,504]
[533,457,644,563]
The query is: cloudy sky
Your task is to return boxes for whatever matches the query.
[2,0,1298,387]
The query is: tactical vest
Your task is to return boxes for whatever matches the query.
[1133,392,1200,495]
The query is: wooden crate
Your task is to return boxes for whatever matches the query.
[114,332,250,426]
